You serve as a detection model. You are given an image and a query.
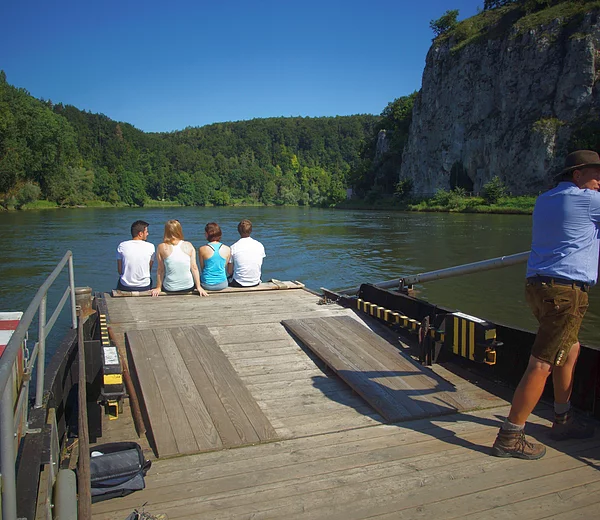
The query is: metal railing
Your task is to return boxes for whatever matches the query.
[339,251,531,295]
[0,251,77,520]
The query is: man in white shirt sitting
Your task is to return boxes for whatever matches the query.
[228,219,266,288]
[116,220,156,291]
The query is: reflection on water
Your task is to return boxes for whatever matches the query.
[0,206,598,352]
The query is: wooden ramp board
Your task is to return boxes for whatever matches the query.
[112,280,305,297]
[126,325,278,457]
[282,316,472,423]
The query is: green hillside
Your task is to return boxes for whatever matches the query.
[0,71,377,209]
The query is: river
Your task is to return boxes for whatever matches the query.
[0,206,598,354]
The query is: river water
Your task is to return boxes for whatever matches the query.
[1,206,598,353]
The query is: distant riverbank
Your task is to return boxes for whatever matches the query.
[3,194,537,215]
[338,193,536,214]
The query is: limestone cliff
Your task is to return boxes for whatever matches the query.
[400,10,600,195]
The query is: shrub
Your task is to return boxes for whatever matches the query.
[16,182,41,208]
[432,188,467,209]
[482,176,507,204]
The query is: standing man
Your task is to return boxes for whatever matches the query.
[228,219,266,288]
[116,220,155,291]
[492,150,600,460]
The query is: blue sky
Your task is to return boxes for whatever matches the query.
[1,0,482,132]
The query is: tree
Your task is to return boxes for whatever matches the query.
[1,72,380,208]
[484,0,516,10]
[118,169,147,206]
[430,10,459,37]
[211,189,230,206]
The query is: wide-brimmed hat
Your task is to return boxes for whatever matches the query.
[555,150,600,178]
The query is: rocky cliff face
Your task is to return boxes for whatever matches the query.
[400,11,600,195]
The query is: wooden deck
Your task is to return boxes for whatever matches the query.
[91,287,600,519]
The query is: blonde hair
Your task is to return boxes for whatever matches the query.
[163,219,184,244]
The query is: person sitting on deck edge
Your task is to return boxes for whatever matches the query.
[116,220,156,292]
[491,150,600,460]
[151,219,208,297]
[228,219,266,288]
[199,222,231,291]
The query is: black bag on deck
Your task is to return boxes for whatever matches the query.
[89,442,151,503]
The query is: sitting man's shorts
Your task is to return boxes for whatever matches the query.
[117,279,152,292]
[525,280,589,366]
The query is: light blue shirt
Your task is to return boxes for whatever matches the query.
[526,182,600,285]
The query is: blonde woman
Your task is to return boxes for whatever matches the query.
[151,220,208,297]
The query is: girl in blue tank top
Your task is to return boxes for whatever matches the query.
[199,222,231,291]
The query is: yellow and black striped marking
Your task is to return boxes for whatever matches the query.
[450,313,497,365]
[99,313,110,347]
[355,299,445,342]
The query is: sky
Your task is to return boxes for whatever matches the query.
[1,0,483,133]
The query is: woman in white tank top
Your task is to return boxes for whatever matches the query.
[151,220,208,297]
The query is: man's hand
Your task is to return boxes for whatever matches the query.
[151,288,161,297]
[198,288,209,297]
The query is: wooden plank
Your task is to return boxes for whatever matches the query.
[233,360,318,378]
[187,326,278,442]
[541,503,600,520]
[174,327,261,445]
[225,353,312,368]
[126,329,178,457]
[241,368,327,385]
[152,328,223,451]
[128,329,198,455]
[169,327,244,447]
[127,326,278,455]
[282,318,417,421]
[338,315,470,411]
[326,316,469,414]
[106,308,353,333]
[283,316,475,422]
[360,465,600,520]
[110,280,305,297]
[34,464,51,520]
[303,317,434,417]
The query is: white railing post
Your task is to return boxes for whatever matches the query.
[1,371,18,520]
[68,255,77,329]
[35,295,47,408]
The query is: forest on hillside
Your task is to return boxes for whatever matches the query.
[3,1,600,211]
[2,71,416,209]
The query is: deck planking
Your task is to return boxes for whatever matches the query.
[91,288,600,519]
[126,325,277,456]
[283,315,472,422]
[92,403,600,519]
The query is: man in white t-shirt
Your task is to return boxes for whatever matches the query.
[228,219,266,287]
[116,220,156,291]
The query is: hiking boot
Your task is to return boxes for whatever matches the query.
[491,429,546,460]
[550,412,595,441]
